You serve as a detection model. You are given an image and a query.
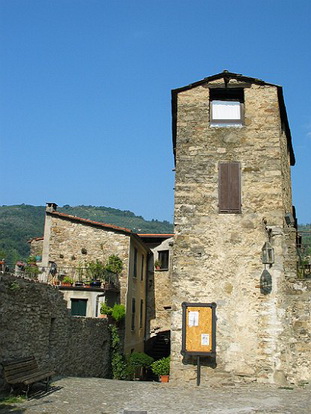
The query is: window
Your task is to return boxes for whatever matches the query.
[158,250,169,270]
[140,299,143,328]
[210,88,244,127]
[141,255,144,281]
[133,248,138,278]
[131,298,136,330]
[218,162,241,213]
[71,299,87,316]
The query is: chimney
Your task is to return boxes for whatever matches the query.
[46,202,58,213]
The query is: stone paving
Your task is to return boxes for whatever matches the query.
[1,377,310,414]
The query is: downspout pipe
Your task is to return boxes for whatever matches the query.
[95,293,106,317]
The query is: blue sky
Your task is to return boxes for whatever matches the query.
[1,0,310,224]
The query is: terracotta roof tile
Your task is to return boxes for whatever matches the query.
[49,211,133,234]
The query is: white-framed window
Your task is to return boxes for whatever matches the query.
[210,88,244,127]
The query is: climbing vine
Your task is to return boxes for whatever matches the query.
[109,325,128,380]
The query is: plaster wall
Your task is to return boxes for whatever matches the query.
[60,288,107,318]
[124,238,149,354]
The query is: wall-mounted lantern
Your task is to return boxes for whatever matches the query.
[285,212,295,227]
[261,242,274,265]
[260,269,272,295]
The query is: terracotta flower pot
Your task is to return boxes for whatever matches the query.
[160,375,169,383]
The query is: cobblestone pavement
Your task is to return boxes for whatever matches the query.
[1,377,310,414]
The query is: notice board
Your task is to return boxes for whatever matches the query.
[181,302,216,357]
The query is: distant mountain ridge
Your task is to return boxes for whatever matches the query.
[0,204,173,264]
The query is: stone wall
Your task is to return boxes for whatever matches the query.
[0,274,110,390]
[42,212,130,305]
[281,279,311,385]
[171,75,303,385]
[29,238,43,258]
[148,238,173,336]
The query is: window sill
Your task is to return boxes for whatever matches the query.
[210,123,243,128]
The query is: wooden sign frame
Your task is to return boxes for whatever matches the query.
[181,302,217,357]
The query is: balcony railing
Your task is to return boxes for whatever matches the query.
[14,263,120,290]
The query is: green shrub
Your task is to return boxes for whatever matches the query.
[100,302,112,315]
[128,352,154,368]
[62,276,74,284]
[25,256,40,279]
[110,325,129,380]
[105,255,123,274]
[151,356,170,376]
[111,304,125,322]
[127,352,154,380]
[86,260,106,280]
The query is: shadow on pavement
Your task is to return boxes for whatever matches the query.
[28,385,62,400]
[0,402,26,413]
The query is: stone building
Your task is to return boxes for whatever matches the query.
[28,237,44,259]
[41,203,149,354]
[170,71,309,385]
[139,234,173,336]
[139,234,173,359]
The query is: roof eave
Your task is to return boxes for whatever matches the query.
[172,71,295,166]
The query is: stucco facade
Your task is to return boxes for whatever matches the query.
[170,71,306,385]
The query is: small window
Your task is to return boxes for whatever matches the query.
[158,250,169,270]
[141,255,144,281]
[71,299,87,316]
[133,248,138,278]
[218,162,241,214]
[131,298,136,331]
[140,299,143,328]
[210,88,244,127]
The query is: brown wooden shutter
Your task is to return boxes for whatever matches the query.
[219,162,241,213]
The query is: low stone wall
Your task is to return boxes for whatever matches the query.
[64,317,110,377]
[282,279,311,385]
[0,274,110,390]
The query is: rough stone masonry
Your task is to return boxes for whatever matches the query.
[0,273,110,391]
[170,71,310,386]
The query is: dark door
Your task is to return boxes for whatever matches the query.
[71,299,87,316]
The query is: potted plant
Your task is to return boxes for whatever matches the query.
[62,276,74,286]
[83,280,91,288]
[151,356,170,382]
[128,352,154,380]
[103,269,117,289]
[154,260,161,270]
[99,302,112,318]
[90,279,102,287]
[105,255,123,274]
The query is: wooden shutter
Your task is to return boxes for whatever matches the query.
[219,162,241,213]
[131,298,136,330]
[71,299,87,316]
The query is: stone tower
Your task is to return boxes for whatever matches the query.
[171,71,298,385]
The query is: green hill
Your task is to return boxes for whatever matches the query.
[0,204,173,265]
[299,223,311,259]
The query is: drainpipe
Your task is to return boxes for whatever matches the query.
[95,293,106,317]
[144,252,152,343]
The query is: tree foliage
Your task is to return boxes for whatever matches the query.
[0,204,173,266]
